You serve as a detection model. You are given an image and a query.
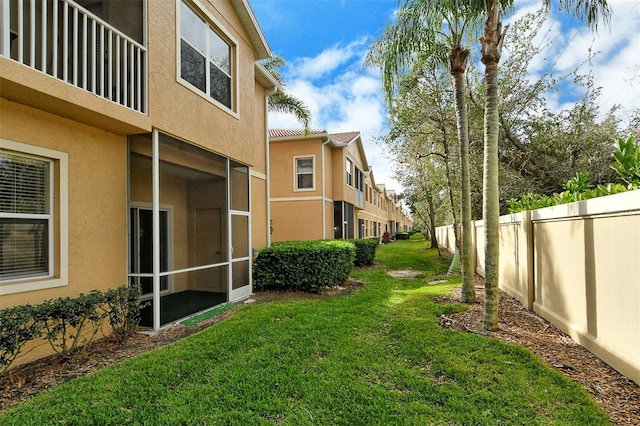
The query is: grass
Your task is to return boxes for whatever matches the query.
[0,235,609,425]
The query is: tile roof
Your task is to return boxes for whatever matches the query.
[330,131,360,144]
[269,129,327,138]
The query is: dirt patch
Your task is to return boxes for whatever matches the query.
[436,275,640,426]
[0,278,364,413]
[386,269,423,279]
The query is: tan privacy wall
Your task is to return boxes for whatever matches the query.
[435,190,640,385]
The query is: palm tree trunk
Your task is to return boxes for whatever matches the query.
[451,48,475,303]
[481,1,505,331]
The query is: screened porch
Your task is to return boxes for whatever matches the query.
[128,131,252,329]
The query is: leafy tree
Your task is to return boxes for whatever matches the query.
[383,62,462,252]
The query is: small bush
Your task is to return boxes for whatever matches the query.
[1,286,146,373]
[395,232,409,240]
[103,285,145,342]
[611,135,640,188]
[350,238,379,266]
[0,305,41,375]
[254,240,355,293]
[381,231,392,244]
[37,291,108,358]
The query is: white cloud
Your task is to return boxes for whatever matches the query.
[506,0,640,118]
[293,38,370,80]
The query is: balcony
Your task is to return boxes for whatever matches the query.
[355,190,364,208]
[1,0,146,114]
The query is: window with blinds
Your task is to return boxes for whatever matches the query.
[0,151,52,281]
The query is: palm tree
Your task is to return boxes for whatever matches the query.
[366,0,484,303]
[480,0,611,331]
[262,56,312,132]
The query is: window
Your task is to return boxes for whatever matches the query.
[180,0,233,109]
[0,141,67,294]
[354,168,364,191]
[0,152,51,280]
[346,159,353,186]
[295,157,314,190]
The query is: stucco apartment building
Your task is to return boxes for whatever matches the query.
[269,129,412,242]
[1,0,278,340]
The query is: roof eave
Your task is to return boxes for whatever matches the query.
[231,0,272,60]
[255,62,282,91]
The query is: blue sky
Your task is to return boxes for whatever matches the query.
[251,0,640,192]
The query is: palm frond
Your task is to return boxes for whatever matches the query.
[545,0,611,31]
[268,92,312,133]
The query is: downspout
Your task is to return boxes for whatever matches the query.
[321,137,331,239]
[264,87,278,247]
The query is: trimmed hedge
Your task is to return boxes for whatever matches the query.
[350,238,379,266]
[395,232,410,240]
[253,240,356,293]
[0,286,143,375]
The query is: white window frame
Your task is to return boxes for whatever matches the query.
[294,155,315,192]
[346,158,353,187]
[0,139,68,295]
[176,0,239,117]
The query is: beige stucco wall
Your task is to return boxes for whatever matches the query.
[331,148,346,202]
[271,200,325,242]
[270,138,325,198]
[147,0,267,173]
[251,174,268,250]
[1,99,127,307]
[269,138,329,241]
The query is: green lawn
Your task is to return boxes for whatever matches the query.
[0,235,609,425]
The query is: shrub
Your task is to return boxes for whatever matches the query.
[395,232,409,240]
[350,238,379,266]
[508,136,639,213]
[254,240,355,293]
[0,305,41,375]
[381,231,392,244]
[611,135,640,188]
[37,291,108,358]
[103,285,145,342]
[0,286,147,373]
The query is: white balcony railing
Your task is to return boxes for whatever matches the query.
[1,0,146,114]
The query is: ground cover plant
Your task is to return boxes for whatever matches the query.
[0,235,609,425]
